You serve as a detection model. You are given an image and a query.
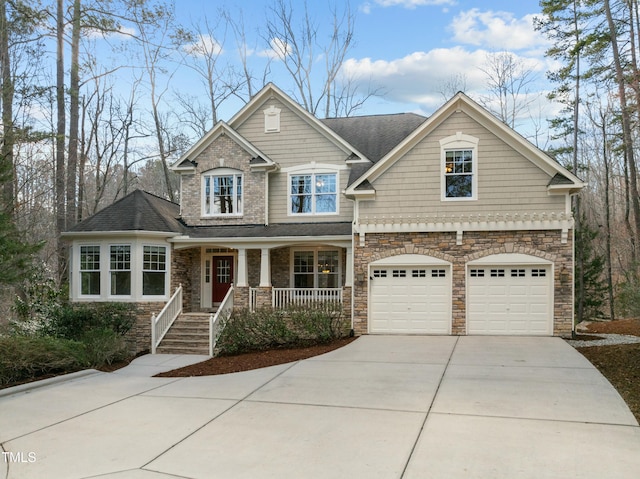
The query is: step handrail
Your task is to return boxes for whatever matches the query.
[209,284,234,356]
[151,284,183,354]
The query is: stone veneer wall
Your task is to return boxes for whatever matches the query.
[171,247,201,311]
[353,230,574,337]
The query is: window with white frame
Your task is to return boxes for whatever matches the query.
[293,249,340,288]
[142,245,167,296]
[80,245,100,295]
[203,169,243,216]
[290,172,337,214]
[440,133,479,200]
[110,245,131,295]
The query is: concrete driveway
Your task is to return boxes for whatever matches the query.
[1,336,639,479]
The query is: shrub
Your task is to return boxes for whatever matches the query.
[0,336,87,387]
[44,302,137,341]
[77,328,129,367]
[216,304,348,356]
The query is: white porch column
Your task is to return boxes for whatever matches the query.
[236,248,248,287]
[259,247,271,287]
[345,245,353,287]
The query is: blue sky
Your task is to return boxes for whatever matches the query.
[127,1,554,142]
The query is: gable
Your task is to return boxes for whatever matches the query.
[347,92,585,197]
[358,111,567,217]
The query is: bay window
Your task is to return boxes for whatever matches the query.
[143,245,167,296]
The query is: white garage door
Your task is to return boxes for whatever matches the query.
[467,265,552,335]
[370,266,451,334]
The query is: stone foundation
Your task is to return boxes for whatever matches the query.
[353,230,574,337]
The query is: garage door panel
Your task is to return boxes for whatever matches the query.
[370,265,451,334]
[468,264,552,336]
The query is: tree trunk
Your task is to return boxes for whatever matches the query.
[604,0,640,278]
[0,0,14,214]
[55,0,67,283]
[66,0,81,229]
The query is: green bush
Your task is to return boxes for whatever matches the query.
[0,336,87,387]
[216,304,347,356]
[44,302,137,341]
[618,280,640,318]
[77,328,130,368]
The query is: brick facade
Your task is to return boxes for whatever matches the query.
[179,135,266,226]
[353,230,574,337]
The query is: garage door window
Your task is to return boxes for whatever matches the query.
[490,269,505,277]
[532,269,547,277]
[470,268,485,277]
[511,269,525,277]
[431,269,446,277]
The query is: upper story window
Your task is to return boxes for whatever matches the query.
[440,133,479,201]
[203,169,243,217]
[290,172,337,215]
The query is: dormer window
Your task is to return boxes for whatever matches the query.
[264,105,281,133]
[202,168,243,217]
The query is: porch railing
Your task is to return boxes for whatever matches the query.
[151,284,182,354]
[272,288,343,309]
[210,285,234,356]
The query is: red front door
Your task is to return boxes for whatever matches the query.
[212,256,234,303]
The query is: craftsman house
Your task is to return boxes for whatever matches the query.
[64,83,584,354]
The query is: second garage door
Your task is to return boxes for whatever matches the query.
[467,263,553,335]
[370,264,451,334]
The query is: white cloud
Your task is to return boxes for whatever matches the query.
[449,9,549,53]
[183,34,223,57]
[257,37,292,60]
[84,25,136,40]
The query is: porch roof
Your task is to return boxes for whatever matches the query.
[182,222,353,239]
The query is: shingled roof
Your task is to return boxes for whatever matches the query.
[67,190,183,234]
[321,113,426,163]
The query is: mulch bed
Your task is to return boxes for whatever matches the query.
[575,319,640,423]
[154,337,357,377]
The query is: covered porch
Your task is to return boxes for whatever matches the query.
[168,222,353,316]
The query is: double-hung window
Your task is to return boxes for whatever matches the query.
[143,246,167,296]
[110,245,131,296]
[440,133,479,201]
[80,245,100,295]
[203,169,243,216]
[290,172,337,214]
[293,249,340,288]
[445,149,473,198]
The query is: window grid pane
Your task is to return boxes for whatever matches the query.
[445,149,473,198]
[204,173,243,215]
[291,173,337,214]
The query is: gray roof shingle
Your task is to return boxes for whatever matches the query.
[68,190,183,233]
[321,113,426,163]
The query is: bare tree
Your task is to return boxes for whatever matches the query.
[263,0,356,117]
[478,51,539,129]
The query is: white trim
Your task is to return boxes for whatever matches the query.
[467,253,553,265]
[356,212,574,245]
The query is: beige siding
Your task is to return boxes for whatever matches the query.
[359,111,566,218]
[237,98,354,224]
